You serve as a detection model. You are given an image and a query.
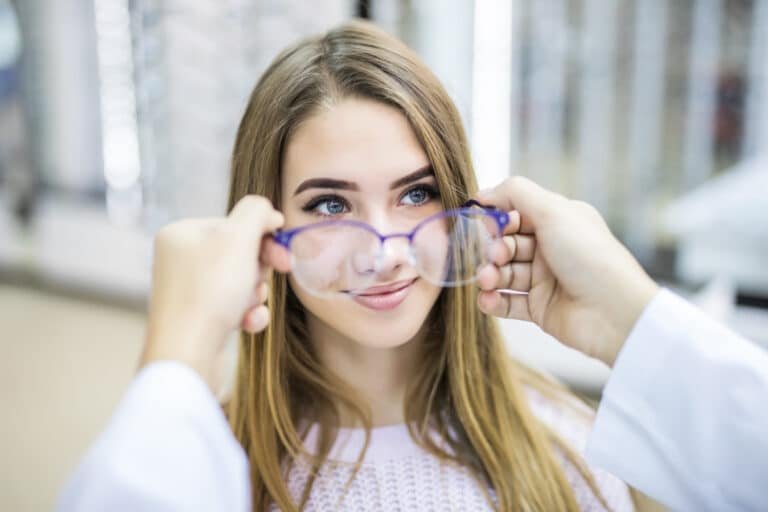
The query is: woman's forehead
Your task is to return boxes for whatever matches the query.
[282,97,430,193]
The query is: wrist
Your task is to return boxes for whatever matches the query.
[140,316,226,388]
[603,276,660,367]
[140,347,215,388]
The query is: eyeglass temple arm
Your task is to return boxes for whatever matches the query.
[460,199,510,229]
[461,199,491,209]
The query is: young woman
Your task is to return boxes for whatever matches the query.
[224,20,634,511]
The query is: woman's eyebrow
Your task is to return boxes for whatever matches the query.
[292,164,434,196]
[388,164,434,190]
[293,178,357,196]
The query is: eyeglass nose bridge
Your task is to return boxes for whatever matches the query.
[373,231,418,269]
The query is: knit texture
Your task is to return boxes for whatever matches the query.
[272,391,634,511]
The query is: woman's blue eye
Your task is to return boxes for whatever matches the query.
[401,185,437,206]
[302,195,349,216]
[322,198,346,214]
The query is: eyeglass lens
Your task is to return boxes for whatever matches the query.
[289,210,500,297]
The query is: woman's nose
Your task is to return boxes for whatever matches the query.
[362,213,418,277]
[374,235,414,278]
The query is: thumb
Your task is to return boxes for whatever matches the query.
[228,195,285,248]
[475,176,558,230]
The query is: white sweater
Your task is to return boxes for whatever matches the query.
[278,392,634,511]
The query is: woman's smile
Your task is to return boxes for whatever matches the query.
[352,277,418,311]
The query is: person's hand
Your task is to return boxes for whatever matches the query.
[140,195,290,387]
[474,176,660,367]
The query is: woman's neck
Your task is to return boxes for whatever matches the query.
[307,314,423,427]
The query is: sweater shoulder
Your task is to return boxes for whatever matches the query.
[526,387,636,512]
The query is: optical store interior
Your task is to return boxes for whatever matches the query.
[1,1,767,510]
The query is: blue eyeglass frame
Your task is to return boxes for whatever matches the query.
[272,200,509,249]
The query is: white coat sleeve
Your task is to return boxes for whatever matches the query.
[56,361,251,512]
[586,288,768,512]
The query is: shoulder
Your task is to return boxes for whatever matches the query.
[525,387,636,512]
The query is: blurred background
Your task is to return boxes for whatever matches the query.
[1,0,767,510]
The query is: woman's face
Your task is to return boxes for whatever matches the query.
[281,97,443,349]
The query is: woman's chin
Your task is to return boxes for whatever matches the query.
[345,327,422,349]
[305,303,434,350]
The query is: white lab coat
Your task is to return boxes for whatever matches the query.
[57,361,252,512]
[586,289,768,511]
[57,288,768,511]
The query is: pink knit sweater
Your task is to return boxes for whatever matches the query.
[273,391,635,511]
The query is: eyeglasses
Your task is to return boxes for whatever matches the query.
[273,200,509,297]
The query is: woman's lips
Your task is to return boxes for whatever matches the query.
[352,278,417,311]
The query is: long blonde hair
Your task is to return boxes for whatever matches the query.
[226,19,605,511]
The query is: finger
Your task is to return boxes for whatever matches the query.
[255,282,269,304]
[242,281,269,311]
[514,213,536,235]
[475,176,559,232]
[506,262,532,292]
[478,290,532,322]
[259,236,292,273]
[477,262,532,292]
[475,175,548,214]
[500,209,521,235]
[228,195,285,237]
[489,234,535,264]
[241,305,270,333]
